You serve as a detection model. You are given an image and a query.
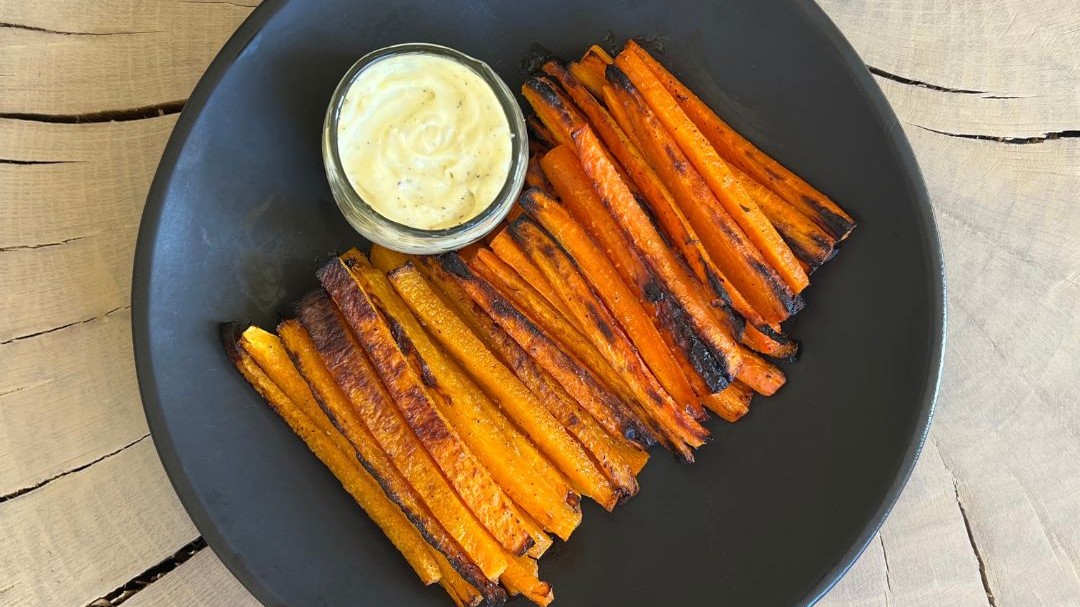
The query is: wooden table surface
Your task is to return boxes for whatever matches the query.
[2,1,1077,605]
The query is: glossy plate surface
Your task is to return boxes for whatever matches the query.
[132,1,945,605]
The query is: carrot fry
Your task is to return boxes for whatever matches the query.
[275,317,506,600]
[742,323,799,360]
[389,259,621,511]
[703,381,754,423]
[527,115,557,150]
[573,125,744,390]
[291,291,509,581]
[469,248,664,450]
[341,251,561,555]
[606,64,803,324]
[522,75,587,147]
[225,325,442,587]
[526,153,552,192]
[569,44,614,97]
[736,347,787,397]
[318,261,536,558]
[509,207,708,441]
[489,229,564,316]
[519,188,704,420]
[539,144,731,402]
[612,52,810,294]
[623,40,855,240]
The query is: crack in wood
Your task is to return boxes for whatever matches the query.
[178,0,258,7]
[0,158,79,165]
[867,65,1019,98]
[915,124,1080,145]
[0,22,158,36]
[879,534,893,601]
[955,481,999,607]
[0,236,88,252]
[0,305,129,345]
[0,434,150,504]
[0,101,185,124]
[85,537,208,607]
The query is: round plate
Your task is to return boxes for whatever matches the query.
[132,1,944,605]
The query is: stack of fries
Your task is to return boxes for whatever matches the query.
[224,40,855,606]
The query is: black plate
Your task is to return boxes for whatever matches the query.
[132,1,944,605]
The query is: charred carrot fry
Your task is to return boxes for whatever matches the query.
[341,251,564,553]
[606,64,803,324]
[527,115,557,150]
[573,125,745,386]
[539,144,731,401]
[623,40,856,240]
[488,229,565,317]
[736,347,786,396]
[226,325,443,587]
[516,193,704,421]
[612,53,810,294]
[293,290,511,579]
[742,323,799,360]
[522,76,587,147]
[508,214,709,453]
[703,381,754,423]
[388,260,621,511]
[569,45,613,97]
[470,247,656,449]
[526,153,552,192]
[276,316,506,599]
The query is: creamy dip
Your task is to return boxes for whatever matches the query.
[336,53,513,230]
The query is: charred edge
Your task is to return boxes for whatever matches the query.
[780,232,825,270]
[643,279,665,303]
[704,268,734,308]
[489,296,544,338]
[218,321,248,365]
[402,385,452,443]
[87,537,208,607]
[719,302,746,340]
[526,116,555,147]
[520,42,558,75]
[1,100,185,124]
[540,55,571,77]
[604,64,635,92]
[801,195,856,239]
[633,192,670,246]
[438,252,473,279]
[525,76,571,114]
[754,323,795,350]
[748,257,804,317]
[762,166,782,181]
[658,293,730,392]
[385,313,439,390]
[582,301,615,341]
[663,142,689,175]
[633,34,670,56]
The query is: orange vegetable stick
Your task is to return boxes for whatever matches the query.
[388,259,621,511]
[606,64,803,323]
[623,40,856,240]
[569,44,614,96]
[522,76,587,147]
[517,190,703,421]
[226,325,442,587]
[275,318,506,600]
[612,52,810,294]
[703,381,754,423]
[526,153,552,192]
[539,145,732,400]
[737,347,787,397]
[319,262,536,557]
[573,124,745,390]
[526,114,556,149]
[488,229,564,317]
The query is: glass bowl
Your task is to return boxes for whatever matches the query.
[322,43,528,254]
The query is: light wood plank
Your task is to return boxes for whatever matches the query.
[121,549,261,607]
[0,438,198,606]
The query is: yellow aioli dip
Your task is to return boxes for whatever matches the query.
[336,53,513,230]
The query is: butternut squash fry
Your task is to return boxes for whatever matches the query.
[508,211,709,445]
[539,144,733,402]
[611,53,810,293]
[502,556,553,607]
[274,317,506,600]
[469,248,663,449]
[318,261,536,558]
[623,39,856,240]
[519,188,703,420]
[606,64,803,324]
[291,290,509,581]
[340,250,561,554]
[572,124,745,392]
[388,259,621,511]
[225,325,442,588]
[434,552,482,607]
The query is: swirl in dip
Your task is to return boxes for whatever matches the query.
[335,53,513,231]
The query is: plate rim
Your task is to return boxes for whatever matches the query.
[131,1,946,605]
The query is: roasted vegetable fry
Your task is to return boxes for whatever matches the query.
[318,261,536,558]
[489,229,564,316]
[340,250,561,554]
[736,347,786,397]
[292,290,509,581]
[526,154,552,192]
[519,188,703,420]
[522,75,587,147]
[225,325,443,587]
[508,211,709,445]
[606,64,804,324]
[275,316,506,599]
[703,381,754,423]
[573,125,744,389]
[469,248,662,449]
[526,115,557,150]
[623,39,855,240]
[502,556,554,606]
[390,258,621,511]
[570,44,614,96]
[612,52,810,294]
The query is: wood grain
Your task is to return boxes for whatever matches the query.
[0,0,1077,605]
